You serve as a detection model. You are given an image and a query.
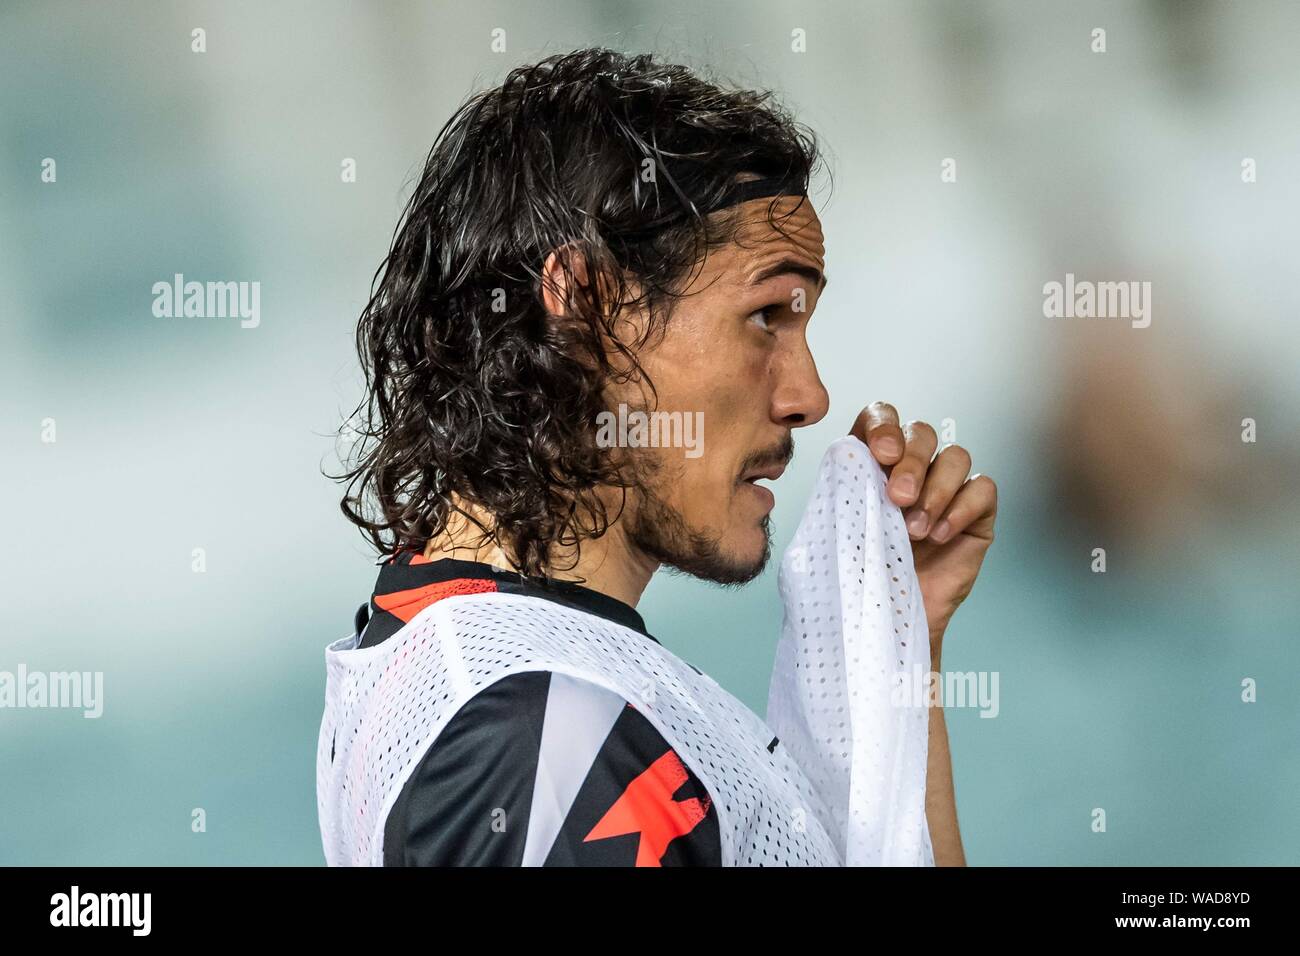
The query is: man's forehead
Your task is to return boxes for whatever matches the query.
[719,195,826,288]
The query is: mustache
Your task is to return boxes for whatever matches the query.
[738,433,794,480]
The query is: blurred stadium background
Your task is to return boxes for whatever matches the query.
[1,0,1296,864]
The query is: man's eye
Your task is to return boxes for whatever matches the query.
[747,306,778,334]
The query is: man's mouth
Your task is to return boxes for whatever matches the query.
[740,463,786,512]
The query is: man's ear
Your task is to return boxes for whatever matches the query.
[539,244,646,380]
[540,244,595,319]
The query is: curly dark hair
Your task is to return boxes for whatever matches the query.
[336,47,823,578]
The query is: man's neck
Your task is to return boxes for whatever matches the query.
[420,501,658,609]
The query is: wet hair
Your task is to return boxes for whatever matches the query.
[337,47,822,578]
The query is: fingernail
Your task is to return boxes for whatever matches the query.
[930,520,951,543]
[907,510,929,537]
[894,474,916,499]
[875,436,902,457]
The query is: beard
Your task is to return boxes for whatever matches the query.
[621,436,791,587]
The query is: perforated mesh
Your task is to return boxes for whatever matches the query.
[316,434,934,867]
[317,592,843,865]
[768,435,935,865]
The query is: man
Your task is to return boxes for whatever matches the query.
[321,48,996,866]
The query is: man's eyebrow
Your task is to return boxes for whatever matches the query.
[749,259,828,292]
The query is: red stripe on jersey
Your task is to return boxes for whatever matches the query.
[583,749,712,867]
[374,578,498,623]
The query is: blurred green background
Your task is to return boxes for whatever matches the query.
[2,0,1297,865]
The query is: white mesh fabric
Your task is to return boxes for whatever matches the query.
[316,435,936,867]
[317,591,845,866]
[767,434,936,866]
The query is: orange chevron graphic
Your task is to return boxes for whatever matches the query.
[373,578,497,623]
[584,749,711,866]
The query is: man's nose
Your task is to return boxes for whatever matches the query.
[771,341,830,428]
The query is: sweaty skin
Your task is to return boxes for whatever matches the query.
[424,194,997,866]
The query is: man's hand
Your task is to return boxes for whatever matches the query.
[850,401,996,651]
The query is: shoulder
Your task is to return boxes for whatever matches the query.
[383,669,722,866]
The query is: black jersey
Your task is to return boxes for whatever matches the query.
[354,553,723,867]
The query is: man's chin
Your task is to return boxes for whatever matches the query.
[639,514,774,587]
[623,460,776,587]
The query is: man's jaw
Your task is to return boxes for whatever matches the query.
[613,432,794,588]
[625,477,773,588]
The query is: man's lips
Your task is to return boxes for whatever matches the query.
[740,462,786,512]
[740,478,777,512]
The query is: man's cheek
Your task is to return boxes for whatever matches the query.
[675,460,729,527]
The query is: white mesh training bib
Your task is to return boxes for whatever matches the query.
[767,435,935,865]
[316,434,934,866]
